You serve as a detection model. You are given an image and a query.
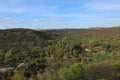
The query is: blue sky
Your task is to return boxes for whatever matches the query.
[0,0,120,29]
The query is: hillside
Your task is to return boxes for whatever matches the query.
[0,28,52,50]
[43,27,120,37]
[0,27,120,80]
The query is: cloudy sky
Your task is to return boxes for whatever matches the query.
[0,0,120,29]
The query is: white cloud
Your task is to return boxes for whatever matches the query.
[11,0,22,2]
[11,8,28,13]
[0,17,50,29]
[0,0,27,14]
[84,0,120,11]
[104,18,120,21]
[0,7,28,13]
[49,13,104,19]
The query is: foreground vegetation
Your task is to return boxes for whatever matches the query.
[0,27,120,80]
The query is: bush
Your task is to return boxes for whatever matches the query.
[86,63,114,80]
[113,62,120,80]
[58,63,86,80]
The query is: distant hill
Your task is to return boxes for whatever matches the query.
[42,27,120,37]
[0,28,52,50]
[0,27,120,50]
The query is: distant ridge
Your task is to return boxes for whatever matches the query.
[0,26,120,50]
[0,28,51,50]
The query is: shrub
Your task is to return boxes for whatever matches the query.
[58,63,86,80]
[86,63,114,80]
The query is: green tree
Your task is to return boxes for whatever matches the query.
[11,71,26,80]
[0,49,4,61]
[86,63,114,80]
[58,63,86,80]
[24,58,46,77]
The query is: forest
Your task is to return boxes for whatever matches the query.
[0,27,120,80]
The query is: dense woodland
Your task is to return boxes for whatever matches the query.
[0,27,120,80]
